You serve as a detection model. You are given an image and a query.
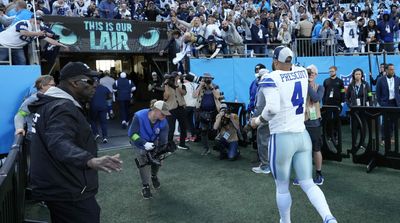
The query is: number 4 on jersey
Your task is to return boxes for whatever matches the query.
[291,81,304,115]
[349,29,355,38]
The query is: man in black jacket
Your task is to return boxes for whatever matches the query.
[322,65,345,144]
[29,62,122,223]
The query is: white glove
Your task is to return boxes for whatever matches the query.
[144,142,155,151]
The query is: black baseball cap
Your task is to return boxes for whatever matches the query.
[60,62,99,80]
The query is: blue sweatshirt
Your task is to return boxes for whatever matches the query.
[128,109,168,150]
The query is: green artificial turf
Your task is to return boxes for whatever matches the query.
[25,125,400,223]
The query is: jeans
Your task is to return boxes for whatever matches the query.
[199,110,216,149]
[89,109,108,138]
[257,123,270,168]
[185,106,195,136]
[0,47,26,65]
[118,100,130,123]
[216,138,239,160]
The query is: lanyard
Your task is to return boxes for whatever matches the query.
[355,85,360,95]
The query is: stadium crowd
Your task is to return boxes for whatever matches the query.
[1,0,400,64]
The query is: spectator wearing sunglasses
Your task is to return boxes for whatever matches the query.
[28,62,122,223]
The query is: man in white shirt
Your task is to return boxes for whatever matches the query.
[0,16,67,65]
[183,76,198,141]
[251,46,337,223]
[100,71,116,119]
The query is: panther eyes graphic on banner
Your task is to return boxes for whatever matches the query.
[44,16,168,53]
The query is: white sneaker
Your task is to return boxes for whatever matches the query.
[94,134,100,141]
[324,215,337,223]
[251,166,271,174]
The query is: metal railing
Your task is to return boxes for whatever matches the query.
[0,134,27,223]
[0,46,15,65]
[243,42,290,57]
[0,44,40,66]
[189,39,400,59]
[294,38,336,57]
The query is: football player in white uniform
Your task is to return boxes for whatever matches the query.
[251,46,337,223]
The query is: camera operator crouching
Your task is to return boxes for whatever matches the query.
[214,104,241,160]
[164,71,190,149]
[128,100,170,199]
[193,73,221,155]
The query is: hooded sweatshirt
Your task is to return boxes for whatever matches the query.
[28,87,98,201]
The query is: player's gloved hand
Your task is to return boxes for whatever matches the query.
[144,142,155,151]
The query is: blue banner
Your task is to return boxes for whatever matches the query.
[0,65,41,154]
[190,55,400,104]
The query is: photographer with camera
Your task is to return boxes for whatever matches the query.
[193,73,221,155]
[164,71,190,150]
[148,71,164,100]
[214,104,240,160]
[128,100,170,199]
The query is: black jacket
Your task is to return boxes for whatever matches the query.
[28,91,98,201]
[346,81,373,107]
[322,77,345,108]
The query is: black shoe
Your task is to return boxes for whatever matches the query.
[142,185,152,199]
[102,138,108,144]
[201,148,210,155]
[219,152,227,160]
[151,176,161,189]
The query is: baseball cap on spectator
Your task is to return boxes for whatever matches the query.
[307,64,318,75]
[255,63,266,72]
[169,71,179,78]
[207,35,216,43]
[153,100,171,115]
[60,62,99,80]
[35,10,44,16]
[255,15,261,20]
[273,46,293,63]
[202,72,214,79]
[120,72,127,78]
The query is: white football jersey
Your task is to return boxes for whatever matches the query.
[0,20,35,47]
[259,66,308,134]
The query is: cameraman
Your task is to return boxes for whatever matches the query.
[164,71,190,150]
[213,104,240,160]
[193,73,221,155]
[128,100,170,199]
